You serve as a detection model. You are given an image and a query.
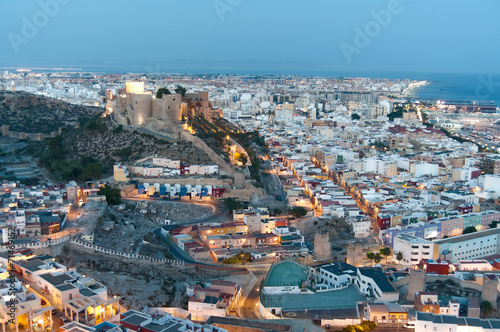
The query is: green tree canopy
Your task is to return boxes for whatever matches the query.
[81,163,102,181]
[396,251,403,261]
[224,198,241,214]
[175,85,187,97]
[462,226,478,235]
[367,252,375,266]
[351,113,361,120]
[239,155,248,165]
[290,206,307,218]
[98,185,122,205]
[156,88,171,99]
[380,247,392,264]
[481,300,493,319]
[373,253,382,264]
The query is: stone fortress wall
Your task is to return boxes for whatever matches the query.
[108,81,184,127]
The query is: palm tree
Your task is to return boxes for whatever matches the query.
[367,252,375,266]
[380,247,392,264]
[373,253,382,264]
[396,252,403,262]
[481,300,493,319]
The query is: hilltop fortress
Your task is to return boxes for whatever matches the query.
[105,81,210,129]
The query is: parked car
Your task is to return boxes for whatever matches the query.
[332,247,342,251]
[41,299,46,305]
[404,322,415,329]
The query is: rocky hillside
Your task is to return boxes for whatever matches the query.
[65,118,212,169]
[0,91,101,134]
[23,116,213,182]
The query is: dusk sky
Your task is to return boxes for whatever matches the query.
[1,0,499,74]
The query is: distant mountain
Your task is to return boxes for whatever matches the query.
[1,58,321,74]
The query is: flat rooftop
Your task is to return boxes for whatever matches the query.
[435,228,500,245]
[261,285,364,310]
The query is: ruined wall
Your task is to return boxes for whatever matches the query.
[407,269,426,302]
[234,173,246,188]
[314,232,331,260]
[346,242,363,267]
[130,93,153,125]
[180,131,235,176]
[152,98,163,119]
[0,124,58,141]
[482,277,499,310]
[162,93,182,122]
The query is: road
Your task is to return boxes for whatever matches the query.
[122,196,230,226]
[259,155,287,210]
[126,196,233,264]
[239,274,265,319]
[228,138,251,166]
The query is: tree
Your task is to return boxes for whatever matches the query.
[462,226,478,235]
[272,208,283,216]
[80,163,102,181]
[239,155,248,165]
[341,326,359,332]
[224,198,241,214]
[156,88,171,99]
[98,185,121,205]
[243,252,252,262]
[290,206,307,218]
[442,235,449,239]
[373,253,382,264]
[396,251,403,262]
[175,85,187,97]
[489,220,499,229]
[351,113,361,120]
[367,252,375,266]
[380,247,392,264]
[360,321,377,331]
[481,300,493,319]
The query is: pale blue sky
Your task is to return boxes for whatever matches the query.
[1,0,499,74]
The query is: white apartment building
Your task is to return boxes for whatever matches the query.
[363,158,397,177]
[310,262,357,290]
[393,233,434,265]
[484,175,500,198]
[415,312,500,332]
[350,217,371,238]
[434,228,500,263]
[356,268,399,303]
[412,162,439,177]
